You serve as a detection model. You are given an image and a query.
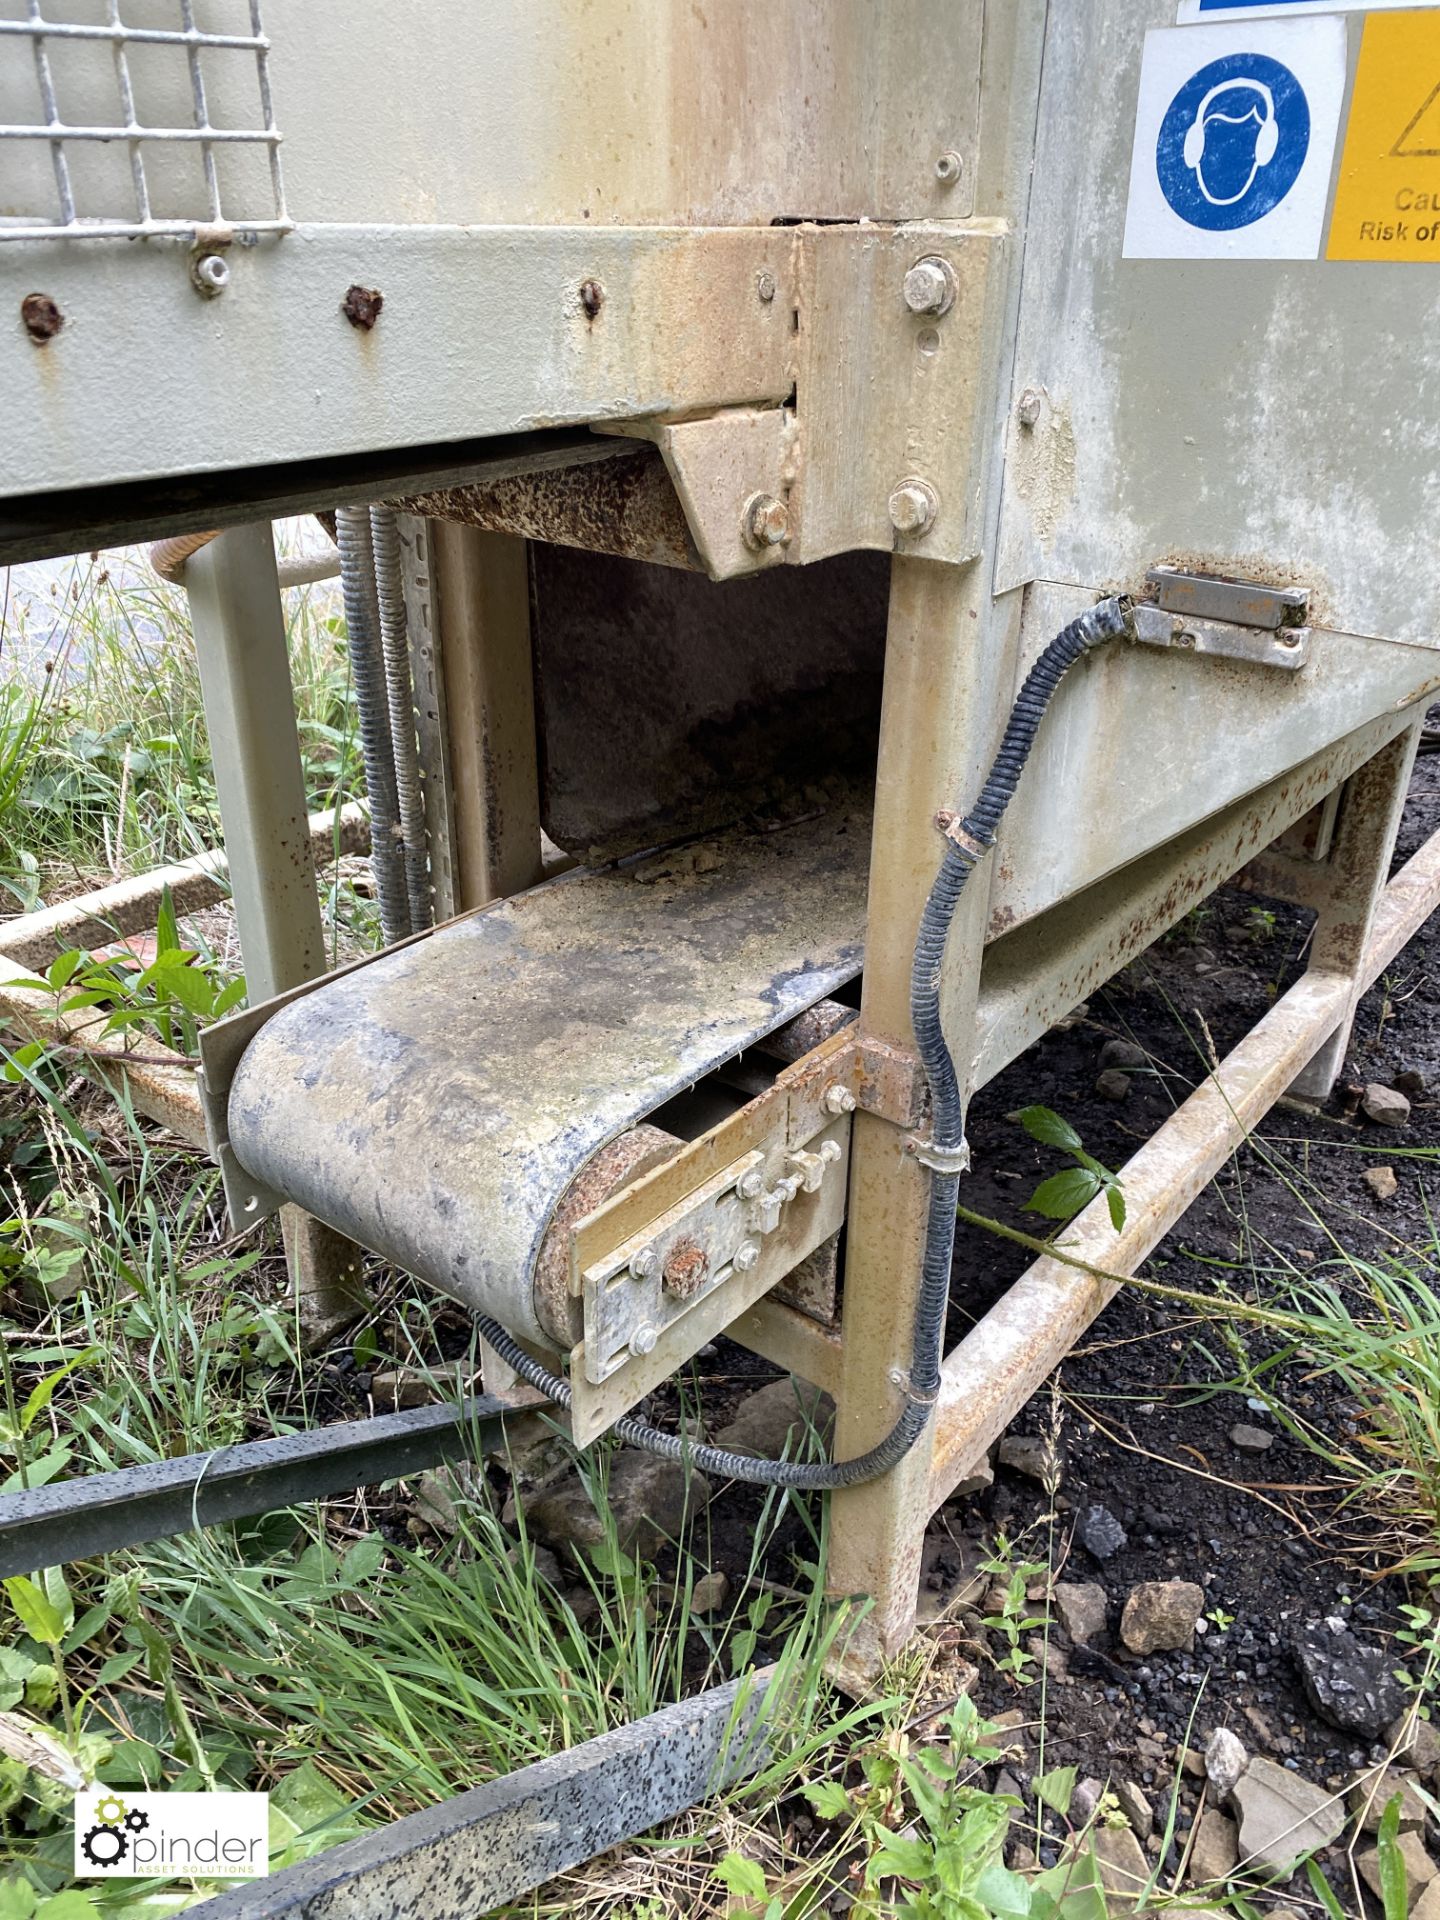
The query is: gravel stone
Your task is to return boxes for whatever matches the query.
[1188,1808,1238,1885]
[1120,1580,1205,1655]
[525,1450,711,1559]
[1095,1069,1132,1102]
[1347,1764,1429,1833]
[1364,1165,1400,1200]
[710,1378,834,1457]
[1362,1083,1412,1128]
[997,1433,1061,1486]
[1054,1581,1109,1645]
[1114,1778,1154,1840]
[1099,1039,1148,1072]
[1359,1830,1436,1908]
[1229,1423,1274,1453]
[1387,1712,1440,1775]
[1293,1620,1407,1738]
[1078,1504,1128,1561]
[1232,1756,1345,1871]
[1204,1726,1248,1800]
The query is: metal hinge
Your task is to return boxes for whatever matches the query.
[1135,566,1312,671]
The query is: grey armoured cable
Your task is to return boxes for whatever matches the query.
[335,505,410,945]
[369,506,433,933]
[476,595,1136,1488]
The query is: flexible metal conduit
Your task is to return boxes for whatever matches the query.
[370,505,433,933]
[335,505,410,946]
[480,595,1136,1488]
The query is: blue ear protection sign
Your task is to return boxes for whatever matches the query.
[1157,51,1309,228]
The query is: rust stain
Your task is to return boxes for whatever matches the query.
[662,1236,710,1299]
[579,278,605,321]
[532,1124,681,1344]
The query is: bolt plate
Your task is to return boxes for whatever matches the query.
[1133,602,1311,672]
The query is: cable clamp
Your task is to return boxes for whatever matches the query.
[907,1134,972,1175]
[932,810,990,863]
[889,1365,941,1406]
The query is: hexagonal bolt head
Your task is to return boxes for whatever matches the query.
[662,1239,710,1299]
[629,1246,659,1282]
[823,1084,858,1116]
[742,493,790,551]
[192,253,230,296]
[902,255,957,316]
[629,1325,658,1357]
[1016,388,1044,429]
[888,479,939,539]
[935,150,964,186]
[733,1241,760,1274]
[736,1167,766,1201]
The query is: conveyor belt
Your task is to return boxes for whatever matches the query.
[227,800,870,1346]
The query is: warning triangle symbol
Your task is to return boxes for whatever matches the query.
[1391,78,1440,158]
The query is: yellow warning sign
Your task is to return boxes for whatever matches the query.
[1328,11,1440,259]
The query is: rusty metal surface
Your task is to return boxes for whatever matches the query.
[225,801,869,1349]
[532,545,888,857]
[191,1670,776,1920]
[403,444,699,572]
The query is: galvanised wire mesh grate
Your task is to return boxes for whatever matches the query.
[0,0,289,240]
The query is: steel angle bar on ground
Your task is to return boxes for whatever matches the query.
[0,1395,510,1576]
[191,1670,777,1920]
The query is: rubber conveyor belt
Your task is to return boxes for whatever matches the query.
[227,799,870,1347]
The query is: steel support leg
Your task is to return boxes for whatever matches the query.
[1289,719,1423,1102]
[828,558,1022,1684]
[186,524,368,1344]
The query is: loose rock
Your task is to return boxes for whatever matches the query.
[1394,1068,1427,1098]
[1347,1764,1429,1833]
[370,1366,443,1411]
[1054,1581,1109,1645]
[1095,1069,1132,1102]
[1088,1826,1150,1912]
[1416,1881,1440,1920]
[710,1378,834,1458]
[1365,1164,1400,1201]
[524,1450,710,1560]
[1231,1755,1346,1872]
[1204,1726,1248,1800]
[1359,1830,1437,1909]
[1114,1778,1154,1841]
[690,1570,731,1615]
[1120,1579,1205,1655]
[1100,1039,1148,1072]
[1078,1505,1128,1561]
[1387,1711,1440,1775]
[997,1433,1062,1487]
[1188,1808,1238,1885]
[1362,1083,1412,1128]
[415,1462,484,1534]
[1294,1620,1407,1738]
[1229,1422,1274,1453]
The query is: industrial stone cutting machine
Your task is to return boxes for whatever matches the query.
[4,0,1440,1681]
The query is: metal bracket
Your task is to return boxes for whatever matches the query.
[1132,600,1311,672]
[1145,566,1309,631]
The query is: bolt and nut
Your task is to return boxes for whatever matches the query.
[341,283,384,330]
[629,1325,658,1357]
[733,1241,760,1273]
[579,278,605,319]
[756,269,777,303]
[888,478,939,539]
[902,254,957,316]
[935,149,964,186]
[736,1167,766,1200]
[192,253,230,296]
[662,1239,710,1298]
[742,492,790,550]
[1016,387,1044,429]
[818,1139,843,1166]
[823,1084,858,1116]
[629,1246,659,1282]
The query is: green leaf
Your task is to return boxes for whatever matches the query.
[339,1536,386,1588]
[1024,1168,1101,1222]
[4,1574,66,1645]
[96,1649,143,1686]
[20,1347,98,1435]
[1304,1859,1348,1920]
[156,885,180,958]
[871,1836,934,1881]
[158,963,217,1019]
[1033,1765,1078,1818]
[45,951,84,994]
[2,1041,46,1083]
[1010,1105,1083,1153]
[803,1779,852,1821]
[715,1854,770,1901]
[36,1892,103,1920]
[1377,1796,1409,1920]
[1106,1182,1127,1233]
[213,977,247,1018]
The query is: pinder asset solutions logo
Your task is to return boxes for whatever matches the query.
[74,1790,269,1881]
